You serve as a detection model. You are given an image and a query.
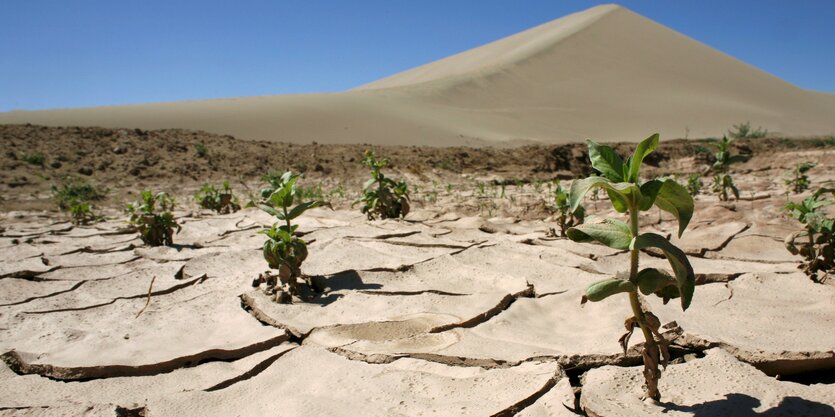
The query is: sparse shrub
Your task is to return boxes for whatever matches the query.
[784,162,816,194]
[20,152,46,167]
[784,187,834,283]
[728,121,767,139]
[254,171,330,303]
[126,191,180,246]
[552,184,584,237]
[710,136,749,201]
[353,150,410,220]
[51,178,107,224]
[68,202,99,225]
[195,143,207,157]
[567,134,695,400]
[686,174,702,196]
[195,181,241,214]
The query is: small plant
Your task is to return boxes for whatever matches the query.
[728,121,767,139]
[709,136,749,201]
[784,187,834,283]
[20,152,46,167]
[254,171,330,303]
[567,134,695,401]
[195,143,207,157]
[353,150,410,220]
[68,202,99,225]
[195,181,241,214]
[51,178,107,224]
[552,184,584,237]
[686,174,702,196]
[126,191,180,246]
[785,162,816,194]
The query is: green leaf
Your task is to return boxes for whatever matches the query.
[584,278,636,303]
[635,268,676,295]
[363,178,375,190]
[638,179,664,211]
[626,133,659,183]
[631,233,695,310]
[653,179,694,238]
[566,218,632,250]
[569,176,642,213]
[286,200,332,221]
[586,140,624,182]
[258,204,279,218]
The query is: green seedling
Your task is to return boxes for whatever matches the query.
[710,136,749,201]
[126,191,180,246]
[785,162,816,195]
[195,181,241,214]
[51,177,107,224]
[686,174,702,197]
[553,184,585,237]
[68,202,99,225]
[353,150,410,220]
[255,171,330,302]
[195,143,207,157]
[567,134,695,401]
[784,187,834,283]
[728,121,767,139]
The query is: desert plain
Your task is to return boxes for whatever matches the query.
[2,4,835,417]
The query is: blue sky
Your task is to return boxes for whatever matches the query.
[2,0,833,111]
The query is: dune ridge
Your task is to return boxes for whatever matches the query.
[1,4,834,146]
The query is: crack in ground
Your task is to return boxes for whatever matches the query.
[22,274,207,314]
[0,331,291,381]
[489,370,561,417]
[694,223,751,257]
[429,285,535,333]
[204,344,299,392]
[357,289,468,297]
[0,280,87,307]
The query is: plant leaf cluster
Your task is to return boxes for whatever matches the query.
[51,177,108,225]
[567,134,695,400]
[195,181,241,214]
[256,171,331,302]
[784,162,816,195]
[553,183,584,237]
[126,191,180,246]
[709,136,749,201]
[728,121,767,139]
[784,187,834,283]
[353,150,410,220]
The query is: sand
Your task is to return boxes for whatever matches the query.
[1,149,834,415]
[2,5,834,146]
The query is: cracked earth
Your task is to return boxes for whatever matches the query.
[2,166,835,416]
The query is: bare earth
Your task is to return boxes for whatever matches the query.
[1,126,834,416]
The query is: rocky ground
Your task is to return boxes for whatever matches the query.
[1,125,834,416]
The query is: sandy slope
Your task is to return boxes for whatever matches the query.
[2,4,834,145]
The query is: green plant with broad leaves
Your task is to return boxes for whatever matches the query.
[254,171,330,303]
[710,136,749,201]
[126,191,180,246]
[353,150,410,220]
[195,181,241,214]
[553,183,585,237]
[784,187,834,283]
[67,202,99,225]
[566,134,695,401]
[784,162,816,195]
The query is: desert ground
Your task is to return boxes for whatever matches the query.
[1,124,834,416]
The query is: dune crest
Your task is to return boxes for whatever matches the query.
[2,4,834,146]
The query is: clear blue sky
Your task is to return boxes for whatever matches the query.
[2,0,833,111]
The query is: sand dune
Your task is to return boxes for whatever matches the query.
[2,4,834,146]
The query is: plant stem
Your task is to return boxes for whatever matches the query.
[628,205,661,400]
